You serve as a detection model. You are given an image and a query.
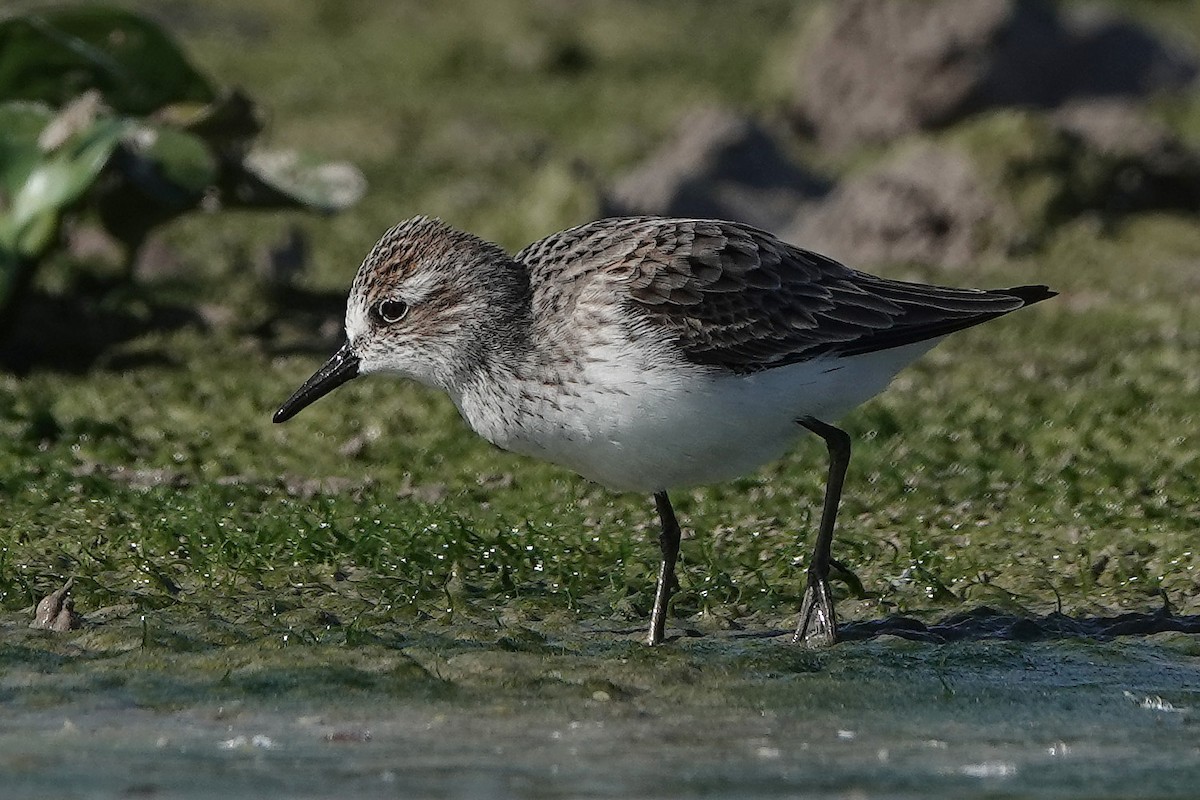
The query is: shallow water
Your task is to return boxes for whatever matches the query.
[4,623,1199,799]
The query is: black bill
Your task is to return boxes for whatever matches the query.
[273,341,361,423]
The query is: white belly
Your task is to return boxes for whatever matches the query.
[456,340,939,493]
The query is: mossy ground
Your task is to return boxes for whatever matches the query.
[1,0,1198,719]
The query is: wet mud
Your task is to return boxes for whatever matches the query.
[3,609,1198,799]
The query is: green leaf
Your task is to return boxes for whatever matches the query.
[0,103,51,317]
[0,7,215,114]
[0,106,126,259]
[0,102,53,198]
[229,150,367,213]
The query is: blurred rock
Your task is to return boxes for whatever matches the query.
[791,106,1200,267]
[65,223,125,269]
[947,108,1200,230]
[196,303,237,331]
[72,462,191,488]
[1051,99,1200,214]
[397,474,449,504]
[281,475,374,500]
[31,580,83,632]
[790,144,1010,268]
[794,0,1197,148]
[794,0,1056,147]
[339,425,380,459]
[132,234,186,281]
[607,107,830,231]
[1064,5,1198,100]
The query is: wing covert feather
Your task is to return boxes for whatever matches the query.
[515,217,1052,373]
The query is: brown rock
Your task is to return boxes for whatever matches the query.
[794,0,1196,148]
[795,0,1058,147]
[789,144,1010,268]
[131,234,186,281]
[31,579,84,631]
[1051,99,1200,213]
[1061,5,1198,100]
[72,462,191,489]
[790,100,1200,268]
[607,107,830,231]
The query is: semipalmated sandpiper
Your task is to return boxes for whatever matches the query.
[274,216,1053,646]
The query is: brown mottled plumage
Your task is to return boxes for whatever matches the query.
[275,215,1054,646]
[516,216,1049,371]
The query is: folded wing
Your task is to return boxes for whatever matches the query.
[516,217,1054,374]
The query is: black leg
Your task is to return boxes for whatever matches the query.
[794,417,852,648]
[647,490,682,645]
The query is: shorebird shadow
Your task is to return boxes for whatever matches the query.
[0,285,350,374]
[0,290,199,374]
[256,285,348,357]
[732,605,1200,644]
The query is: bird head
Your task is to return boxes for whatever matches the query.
[273,216,528,423]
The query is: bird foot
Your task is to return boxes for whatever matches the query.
[793,574,838,648]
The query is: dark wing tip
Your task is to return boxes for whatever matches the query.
[1002,284,1057,306]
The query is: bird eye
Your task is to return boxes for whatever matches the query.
[374,299,409,324]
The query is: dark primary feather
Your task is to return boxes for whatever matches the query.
[515,217,1054,374]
